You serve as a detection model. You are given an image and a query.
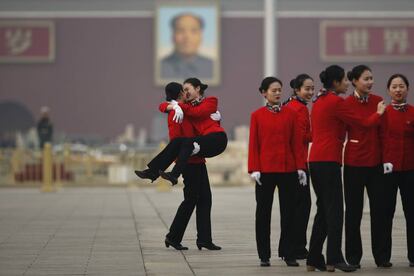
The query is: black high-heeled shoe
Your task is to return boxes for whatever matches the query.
[377,261,392,268]
[295,249,309,260]
[196,242,221,250]
[285,259,299,267]
[164,237,188,250]
[306,263,327,272]
[159,170,178,185]
[260,259,270,267]
[135,169,158,182]
[326,262,357,272]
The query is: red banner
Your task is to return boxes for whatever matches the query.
[320,20,414,62]
[0,20,55,63]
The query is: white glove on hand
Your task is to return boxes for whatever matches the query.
[250,171,262,185]
[383,162,393,174]
[171,102,183,123]
[298,170,307,186]
[210,111,221,121]
[191,142,200,156]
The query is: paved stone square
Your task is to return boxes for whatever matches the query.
[0,186,412,275]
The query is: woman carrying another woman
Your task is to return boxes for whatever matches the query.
[135,77,227,186]
[248,77,307,267]
[158,82,220,251]
[381,74,414,268]
[307,65,386,272]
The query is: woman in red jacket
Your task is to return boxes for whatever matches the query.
[342,65,390,268]
[248,77,306,267]
[381,74,414,268]
[307,65,385,272]
[135,78,227,185]
[156,82,220,251]
[283,74,314,260]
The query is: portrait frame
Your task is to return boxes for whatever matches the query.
[0,20,55,63]
[154,0,220,86]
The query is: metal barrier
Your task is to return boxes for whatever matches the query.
[0,141,250,187]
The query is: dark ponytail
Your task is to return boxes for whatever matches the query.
[347,65,371,87]
[259,76,282,93]
[184,77,208,95]
[320,65,345,90]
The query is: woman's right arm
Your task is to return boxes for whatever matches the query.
[336,99,385,127]
[159,102,169,113]
[248,113,261,173]
[179,97,218,118]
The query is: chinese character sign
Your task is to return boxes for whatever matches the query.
[320,20,414,62]
[0,20,55,63]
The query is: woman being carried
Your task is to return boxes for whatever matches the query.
[135,77,227,185]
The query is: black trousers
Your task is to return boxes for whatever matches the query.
[293,169,311,256]
[307,162,345,266]
[171,132,227,177]
[383,170,414,263]
[255,172,298,261]
[166,163,212,243]
[147,132,227,177]
[344,165,388,265]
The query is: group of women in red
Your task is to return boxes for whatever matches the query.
[248,65,413,272]
[136,65,413,273]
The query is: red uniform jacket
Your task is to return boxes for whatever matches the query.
[381,104,414,172]
[285,98,311,169]
[159,102,205,164]
[248,106,305,173]
[309,92,381,164]
[343,94,383,167]
[179,96,225,135]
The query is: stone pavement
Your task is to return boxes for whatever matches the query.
[0,186,412,276]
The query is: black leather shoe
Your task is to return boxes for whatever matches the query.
[135,169,157,182]
[377,262,392,268]
[285,259,299,267]
[350,264,361,269]
[164,237,188,250]
[327,262,357,272]
[260,259,270,267]
[409,261,414,267]
[159,170,178,185]
[296,250,308,260]
[306,263,327,271]
[196,242,221,250]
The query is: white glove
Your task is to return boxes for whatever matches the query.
[210,111,221,121]
[250,171,262,185]
[191,142,200,156]
[298,170,307,186]
[171,102,183,123]
[384,162,393,174]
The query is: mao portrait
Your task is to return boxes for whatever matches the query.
[155,2,220,86]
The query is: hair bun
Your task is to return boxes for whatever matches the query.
[201,83,208,90]
[290,79,297,89]
[346,71,353,81]
[319,70,327,84]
